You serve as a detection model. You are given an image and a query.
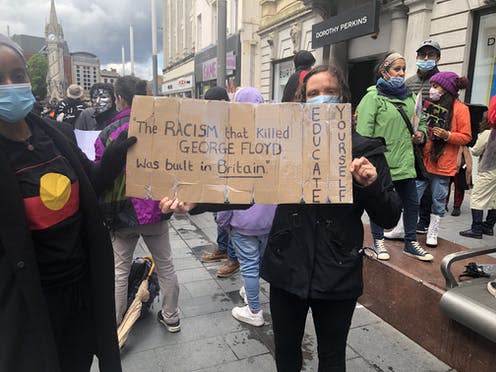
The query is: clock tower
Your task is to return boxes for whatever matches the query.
[45,0,66,102]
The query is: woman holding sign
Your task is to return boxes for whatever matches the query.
[160,63,402,372]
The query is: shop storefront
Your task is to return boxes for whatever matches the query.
[194,33,241,98]
[162,74,194,98]
[468,6,496,106]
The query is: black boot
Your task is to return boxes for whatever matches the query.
[483,209,496,236]
[460,209,483,239]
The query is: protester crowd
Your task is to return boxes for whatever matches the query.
[1,32,495,372]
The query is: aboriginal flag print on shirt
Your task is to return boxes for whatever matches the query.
[19,155,79,230]
[0,118,86,288]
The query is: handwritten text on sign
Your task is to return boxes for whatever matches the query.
[125,96,352,204]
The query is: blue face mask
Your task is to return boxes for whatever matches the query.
[416,60,436,71]
[307,95,340,104]
[0,83,35,123]
[377,77,405,90]
[387,77,405,89]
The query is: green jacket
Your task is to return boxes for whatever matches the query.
[356,86,427,181]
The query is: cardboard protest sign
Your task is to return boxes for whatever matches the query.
[125,96,353,204]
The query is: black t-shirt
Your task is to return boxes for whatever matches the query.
[0,118,86,288]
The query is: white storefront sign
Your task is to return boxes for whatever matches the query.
[162,75,194,94]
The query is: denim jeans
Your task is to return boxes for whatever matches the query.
[371,178,419,242]
[230,231,268,313]
[416,174,450,217]
[216,225,236,260]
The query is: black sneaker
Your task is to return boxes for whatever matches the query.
[157,310,181,333]
[403,241,433,262]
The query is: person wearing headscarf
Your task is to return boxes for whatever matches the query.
[0,33,135,372]
[356,52,432,261]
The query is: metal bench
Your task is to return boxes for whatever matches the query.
[440,247,496,343]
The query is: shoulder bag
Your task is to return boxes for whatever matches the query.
[395,105,429,180]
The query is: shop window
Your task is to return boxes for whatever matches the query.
[469,8,496,105]
[272,59,294,103]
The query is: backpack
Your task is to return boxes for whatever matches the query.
[127,257,160,319]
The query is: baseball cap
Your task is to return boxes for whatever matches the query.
[416,39,441,54]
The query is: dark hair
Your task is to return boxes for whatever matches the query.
[89,83,115,102]
[114,76,147,106]
[300,62,351,103]
[294,50,316,71]
[428,88,457,162]
[204,86,230,101]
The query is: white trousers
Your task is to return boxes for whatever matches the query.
[113,220,179,324]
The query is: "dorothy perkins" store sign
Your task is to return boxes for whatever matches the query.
[312,1,379,48]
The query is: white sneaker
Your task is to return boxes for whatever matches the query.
[231,305,264,326]
[239,286,248,305]
[384,214,404,240]
[384,228,404,240]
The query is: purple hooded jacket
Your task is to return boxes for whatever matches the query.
[216,205,277,236]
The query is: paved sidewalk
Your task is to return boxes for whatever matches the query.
[90,191,496,371]
[94,209,468,372]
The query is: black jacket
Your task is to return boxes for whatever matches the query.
[261,132,402,300]
[0,114,121,372]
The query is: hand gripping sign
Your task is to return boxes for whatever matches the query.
[125,96,352,204]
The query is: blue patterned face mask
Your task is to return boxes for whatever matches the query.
[307,95,340,104]
[387,77,405,89]
[416,59,436,71]
[0,83,35,123]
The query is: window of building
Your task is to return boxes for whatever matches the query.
[272,58,294,102]
[197,14,202,50]
[468,8,496,106]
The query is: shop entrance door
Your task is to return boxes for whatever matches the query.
[348,59,377,111]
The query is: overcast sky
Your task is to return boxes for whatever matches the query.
[0,0,163,80]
